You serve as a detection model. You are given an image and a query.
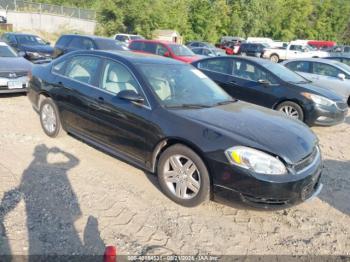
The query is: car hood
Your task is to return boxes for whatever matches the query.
[172,101,317,164]
[21,44,54,54]
[0,57,32,72]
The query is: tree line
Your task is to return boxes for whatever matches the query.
[35,0,350,44]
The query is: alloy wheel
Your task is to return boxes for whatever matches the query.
[279,105,300,119]
[41,103,57,133]
[163,154,201,200]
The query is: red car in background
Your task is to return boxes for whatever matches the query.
[129,39,202,63]
[308,40,336,50]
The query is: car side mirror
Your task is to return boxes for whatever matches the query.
[258,79,270,85]
[117,90,144,104]
[46,41,51,45]
[337,73,346,81]
[163,51,170,57]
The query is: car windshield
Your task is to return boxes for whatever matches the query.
[168,44,195,56]
[262,62,309,83]
[137,63,233,108]
[95,39,129,50]
[334,61,350,73]
[16,35,46,45]
[0,45,18,57]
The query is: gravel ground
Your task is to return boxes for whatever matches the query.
[0,95,349,256]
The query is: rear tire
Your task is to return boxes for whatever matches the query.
[39,98,65,138]
[157,144,210,207]
[270,54,279,63]
[276,101,304,122]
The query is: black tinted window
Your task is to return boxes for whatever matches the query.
[198,58,231,74]
[286,61,310,73]
[64,56,101,86]
[312,62,342,77]
[129,41,143,50]
[233,60,276,83]
[56,36,72,47]
[68,37,94,50]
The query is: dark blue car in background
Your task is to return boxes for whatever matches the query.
[192,56,348,126]
[1,32,53,63]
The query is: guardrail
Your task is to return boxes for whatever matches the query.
[0,0,96,20]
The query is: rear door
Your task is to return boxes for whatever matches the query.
[51,55,103,135]
[196,58,236,96]
[229,59,280,107]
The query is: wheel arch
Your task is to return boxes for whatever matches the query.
[151,137,214,187]
[273,99,305,118]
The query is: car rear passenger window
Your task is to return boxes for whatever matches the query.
[101,60,140,95]
[64,56,101,86]
[56,36,72,47]
[286,61,310,73]
[198,59,231,74]
[312,62,341,78]
[233,60,276,83]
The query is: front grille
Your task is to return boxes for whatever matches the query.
[336,101,348,111]
[294,147,319,173]
[0,71,28,78]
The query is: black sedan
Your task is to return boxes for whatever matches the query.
[28,50,323,209]
[53,34,129,59]
[1,33,53,63]
[0,42,32,94]
[192,56,348,126]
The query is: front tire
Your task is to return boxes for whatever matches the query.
[157,144,210,207]
[276,101,304,122]
[39,98,64,138]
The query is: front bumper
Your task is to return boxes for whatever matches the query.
[305,102,348,126]
[209,148,323,209]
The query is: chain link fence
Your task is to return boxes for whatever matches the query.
[0,0,96,20]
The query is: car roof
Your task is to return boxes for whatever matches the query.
[192,55,275,66]
[66,50,185,65]
[5,32,38,37]
[0,41,9,46]
[60,34,114,41]
[281,58,342,64]
[130,39,180,45]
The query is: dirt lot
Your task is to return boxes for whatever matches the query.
[0,95,349,256]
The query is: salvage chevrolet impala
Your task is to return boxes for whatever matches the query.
[27,50,323,208]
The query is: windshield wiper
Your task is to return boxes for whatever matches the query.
[166,103,212,109]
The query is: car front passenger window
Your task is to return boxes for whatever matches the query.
[101,61,139,95]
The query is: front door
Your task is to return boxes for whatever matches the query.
[86,59,154,163]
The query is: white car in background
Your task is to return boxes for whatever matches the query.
[282,58,350,105]
[262,40,329,62]
[114,33,144,44]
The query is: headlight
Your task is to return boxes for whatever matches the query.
[225,146,287,175]
[302,92,335,107]
[26,51,41,58]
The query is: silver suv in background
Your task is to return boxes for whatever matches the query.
[114,34,144,44]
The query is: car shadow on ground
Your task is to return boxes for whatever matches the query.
[319,159,350,216]
[0,144,105,258]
